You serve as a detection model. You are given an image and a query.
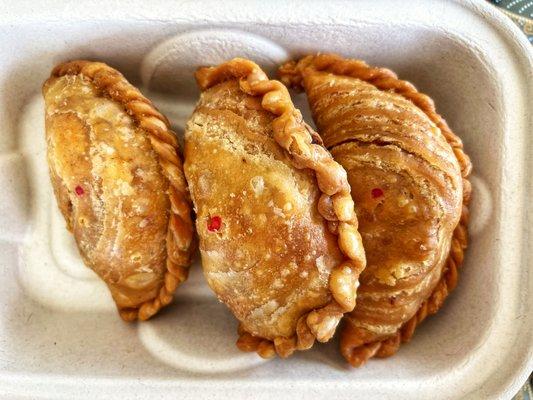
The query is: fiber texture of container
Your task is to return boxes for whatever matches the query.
[0,0,531,399]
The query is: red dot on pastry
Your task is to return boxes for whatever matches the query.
[207,216,222,232]
[75,185,85,196]
[371,188,384,198]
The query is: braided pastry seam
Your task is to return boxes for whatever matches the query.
[279,54,472,366]
[195,58,367,358]
[50,60,195,321]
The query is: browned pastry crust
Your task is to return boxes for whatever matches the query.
[184,58,366,358]
[279,54,471,366]
[43,60,195,321]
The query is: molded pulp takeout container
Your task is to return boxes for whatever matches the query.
[0,0,531,399]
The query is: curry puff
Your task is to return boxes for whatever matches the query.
[279,54,471,366]
[184,58,366,358]
[43,61,195,321]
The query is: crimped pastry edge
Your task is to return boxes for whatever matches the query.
[45,60,195,322]
[194,57,367,358]
[279,53,472,366]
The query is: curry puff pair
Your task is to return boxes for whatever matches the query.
[43,58,366,358]
[43,55,470,366]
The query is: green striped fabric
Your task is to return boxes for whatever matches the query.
[489,0,533,42]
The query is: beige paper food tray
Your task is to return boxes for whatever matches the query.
[0,0,531,398]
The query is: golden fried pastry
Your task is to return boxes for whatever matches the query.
[184,58,366,358]
[279,54,471,366]
[43,61,195,321]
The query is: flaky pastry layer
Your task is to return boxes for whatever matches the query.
[43,60,195,321]
[279,54,471,366]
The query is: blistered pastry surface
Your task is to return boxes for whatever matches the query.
[186,58,369,358]
[184,80,341,340]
